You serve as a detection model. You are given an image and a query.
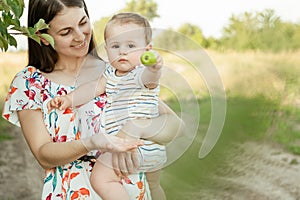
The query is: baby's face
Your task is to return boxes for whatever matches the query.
[105,23,148,75]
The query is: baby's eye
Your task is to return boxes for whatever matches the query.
[128,44,136,48]
[112,44,120,49]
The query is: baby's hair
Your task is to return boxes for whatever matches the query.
[104,12,152,45]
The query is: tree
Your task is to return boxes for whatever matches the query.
[93,17,110,46]
[178,23,208,48]
[0,0,53,51]
[221,12,260,51]
[219,9,300,52]
[121,0,159,21]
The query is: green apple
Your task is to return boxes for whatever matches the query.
[140,51,157,66]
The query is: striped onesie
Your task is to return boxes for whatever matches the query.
[101,63,166,171]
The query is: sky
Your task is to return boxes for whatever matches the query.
[85,0,300,38]
[9,0,300,51]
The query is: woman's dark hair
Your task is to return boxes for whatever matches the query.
[28,0,99,73]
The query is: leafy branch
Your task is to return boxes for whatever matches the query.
[0,0,54,51]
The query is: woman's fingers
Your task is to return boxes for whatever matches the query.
[111,151,140,177]
[112,152,130,176]
[112,152,123,176]
[106,135,143,152]
[118,152,129,176]
[131,150,140,170]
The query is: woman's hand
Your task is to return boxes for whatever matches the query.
[111,150,140,177]
[81,133,144,153]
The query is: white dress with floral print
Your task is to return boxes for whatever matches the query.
[2,66,151,200]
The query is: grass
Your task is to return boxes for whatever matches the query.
[158,49,300,199]
[162,94,300,199]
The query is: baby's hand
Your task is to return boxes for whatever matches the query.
[140,50,163,72]
[152,51,163,71]
[47,95,72,113]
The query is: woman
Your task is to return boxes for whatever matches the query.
[2,0,183,199]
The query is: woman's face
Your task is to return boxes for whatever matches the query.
[47,7,92,59]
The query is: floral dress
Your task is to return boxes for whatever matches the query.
[2,66,151,200]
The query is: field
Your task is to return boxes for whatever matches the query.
[0,50,300,199]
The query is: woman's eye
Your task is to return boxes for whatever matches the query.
[80,20,87,26]
[60,30,70,36]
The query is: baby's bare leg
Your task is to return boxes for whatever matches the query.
[146,170,166,200]
[90,153,130,200]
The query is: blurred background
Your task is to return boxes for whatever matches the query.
[1,0,300,199]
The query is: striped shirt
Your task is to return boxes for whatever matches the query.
[101,64,160,135]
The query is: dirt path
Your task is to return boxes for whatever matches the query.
[0,126,43,200]
[1,128,300,199]
[199,142,300,200]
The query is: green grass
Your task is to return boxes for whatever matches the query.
[162,94,300,199]
[271,105,300,155]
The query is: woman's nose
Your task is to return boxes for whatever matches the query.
[73,28,85,42]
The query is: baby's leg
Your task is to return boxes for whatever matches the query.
[137,140,167,200]
[146,170,166,200]
[90,152,130,200]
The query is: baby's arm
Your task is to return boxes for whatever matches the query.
[141,51,163,89]
[47,76,106,111]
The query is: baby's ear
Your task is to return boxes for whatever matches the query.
[36,31,50,46]
[145,43,152,51]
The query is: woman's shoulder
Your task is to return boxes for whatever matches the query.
[85,54,106,68]
[16,65,38,74]
[13,66,43,83]
[81,55,107,78]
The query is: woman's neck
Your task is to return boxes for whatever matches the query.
[54,56,87,76]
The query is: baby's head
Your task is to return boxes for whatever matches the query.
[104,12,152,45]
[104,13,153,75]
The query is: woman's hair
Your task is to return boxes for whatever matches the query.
[104,12,152,45]
[28,0,99,73]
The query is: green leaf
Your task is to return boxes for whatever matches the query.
[41,33,55,49]
[29,34,41,45]
[14,0,25,18]
[0,35,9,51]
[8,0,24,18]
[0,0,11,13]
[0,21,8,35]
[8,34,17,47]
[34,19,49,31]
[27,27,36,35]
[10,17,21,27]
[12,25,29,35]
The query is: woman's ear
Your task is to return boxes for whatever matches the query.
[36,31,50,46]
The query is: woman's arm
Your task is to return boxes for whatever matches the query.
[121,99,186,145]
[112,99,185,176]
[17,109,143,169]
[18,109,87,169]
